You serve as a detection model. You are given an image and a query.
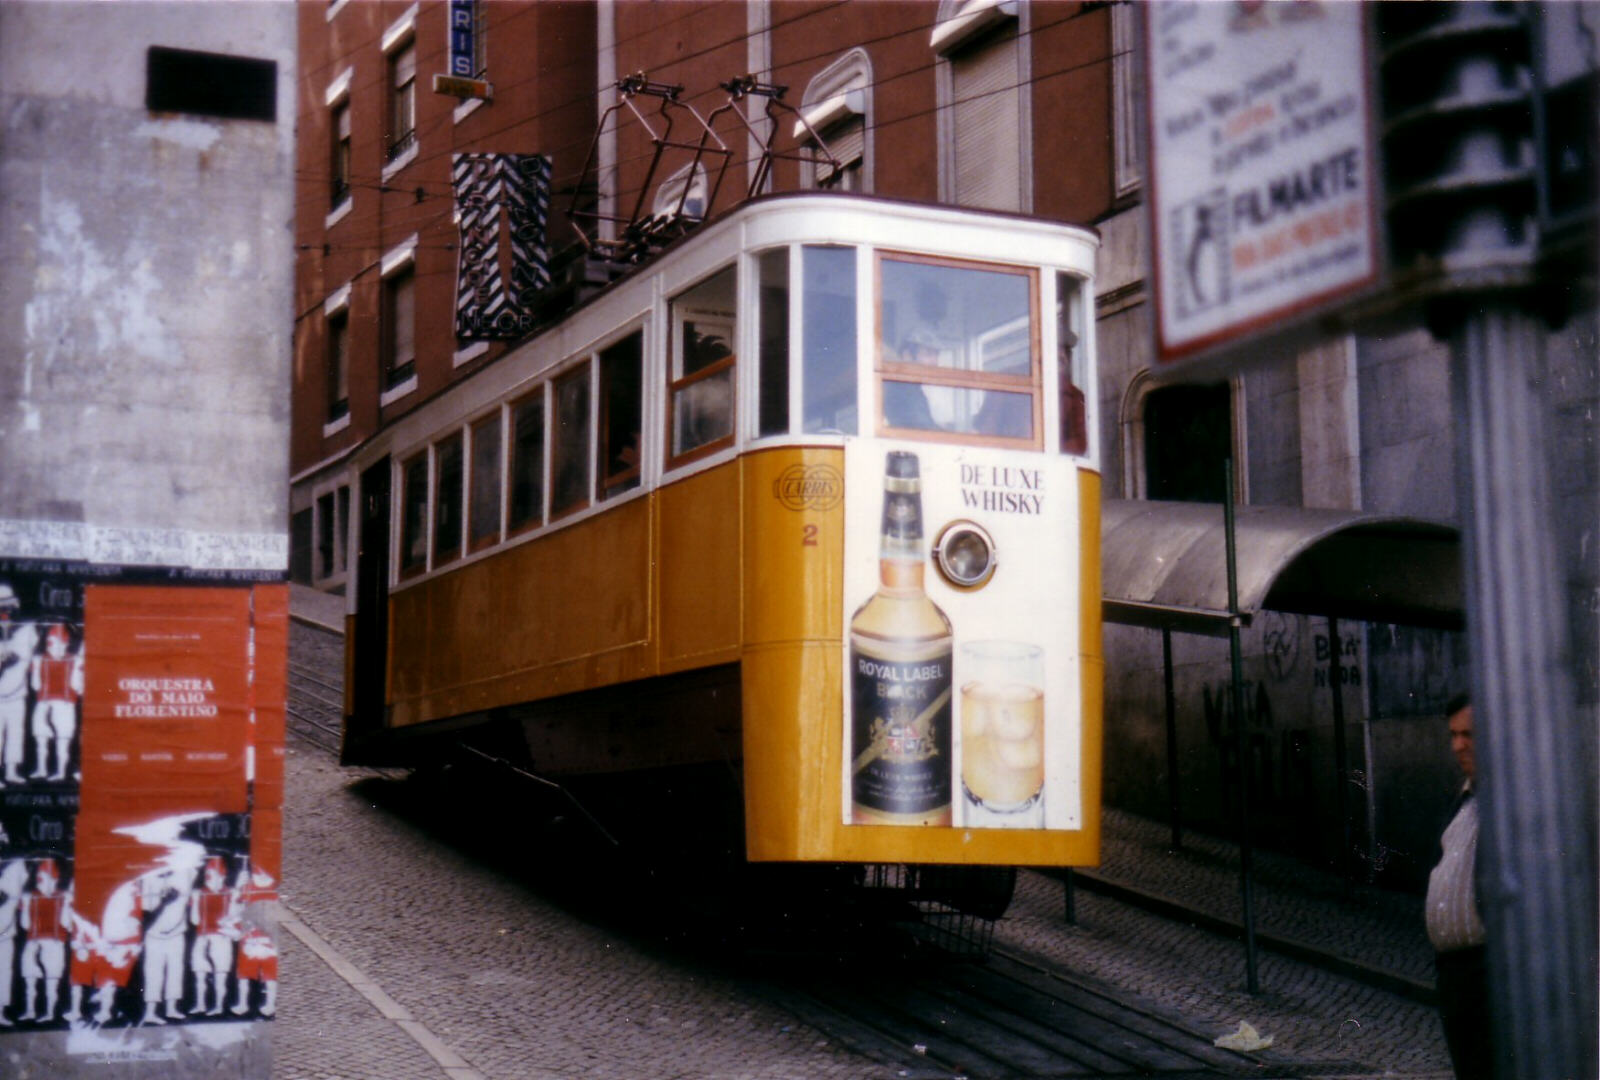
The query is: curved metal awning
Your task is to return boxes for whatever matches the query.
[1101,499,1462,637]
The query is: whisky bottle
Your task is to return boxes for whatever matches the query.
[849,451,954,825]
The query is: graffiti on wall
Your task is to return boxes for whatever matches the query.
[1313,629,1363,689]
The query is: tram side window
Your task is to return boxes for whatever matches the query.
[550,362,591,518]
[802,245,857,435]
[399,452,429,577]
[469,412,502,551]
[433,433,464,567]
[598,331,643,500]
[757,248,789,437]
[1057,272,1087,456]
[876,253,1038,447]
[668,267,736,465]
[508,392,545,533]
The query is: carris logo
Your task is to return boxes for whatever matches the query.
[773,464,843,512]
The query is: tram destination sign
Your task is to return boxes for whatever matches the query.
[1144,1,1381,370]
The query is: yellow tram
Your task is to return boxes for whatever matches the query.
[340,193,1102,870]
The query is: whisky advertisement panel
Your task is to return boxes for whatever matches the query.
[841,442,1082,831]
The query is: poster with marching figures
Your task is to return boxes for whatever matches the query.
[0,559,283,1067]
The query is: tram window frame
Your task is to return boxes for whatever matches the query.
[756,247,790,437]
[801,244,858,436]
[597,330,644,501]
[432,430,465,568]
[874,250,1041,450]
[468,410,503,552]
[1056,272,1088,457]
[507,389,546,536]
[398,451,429,579]
[549,361,592,520]
[667,266,738,468]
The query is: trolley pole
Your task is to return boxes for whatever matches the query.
[1445,300,1598,1080]
[1224,458,1260,995]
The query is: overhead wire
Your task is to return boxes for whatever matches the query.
[289,1,1125,320]
[292,0,1111,213]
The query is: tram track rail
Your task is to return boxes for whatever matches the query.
[286,658,344,757]
[756,943,1370,1079]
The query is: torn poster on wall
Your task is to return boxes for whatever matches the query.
[0,557,283,1056]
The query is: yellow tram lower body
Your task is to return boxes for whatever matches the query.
[348,446,1103,867]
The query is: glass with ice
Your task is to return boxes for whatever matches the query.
[959,640,1044,827]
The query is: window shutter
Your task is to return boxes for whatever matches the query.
[816,116,865,186]
[950,25,1021,211]
[391,272,415,369]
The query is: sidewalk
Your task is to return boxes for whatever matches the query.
[289,582,345,634]
[1076,807,1436,1001]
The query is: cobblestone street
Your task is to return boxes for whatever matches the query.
[275,616,1455,1079]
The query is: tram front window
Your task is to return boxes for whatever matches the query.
[877,254,1039,446]
[802,245,857,435]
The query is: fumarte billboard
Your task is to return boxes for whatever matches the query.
[1144,1,1382,369]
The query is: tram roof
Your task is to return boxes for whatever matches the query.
[572,191,1102,309]
[1100,499,1462,636]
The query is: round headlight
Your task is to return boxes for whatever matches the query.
[934,520,997,589]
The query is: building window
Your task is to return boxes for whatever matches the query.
[1111,0,1142,199]
[550,363,591,518]
[876,251,1039,447]
[1143,383,1233,503]
[797,49,872,192]
[399,451,429,577]
[382,265,415,390]
[314,485,351,581]
[933,1,1030,212]
[290,508,313,585]
[468,412,502,551]
[433,432,464,567]
[336,485,350,572]
[387,40,417,163]
[598,332,643,500]
[331,100,352,209]
[508,391,545,533]
[316,492,337,579]
[146,46,277,122]
[327,309,350,422]
[668,268,736,466]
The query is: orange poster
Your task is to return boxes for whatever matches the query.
[81,586,252,813]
